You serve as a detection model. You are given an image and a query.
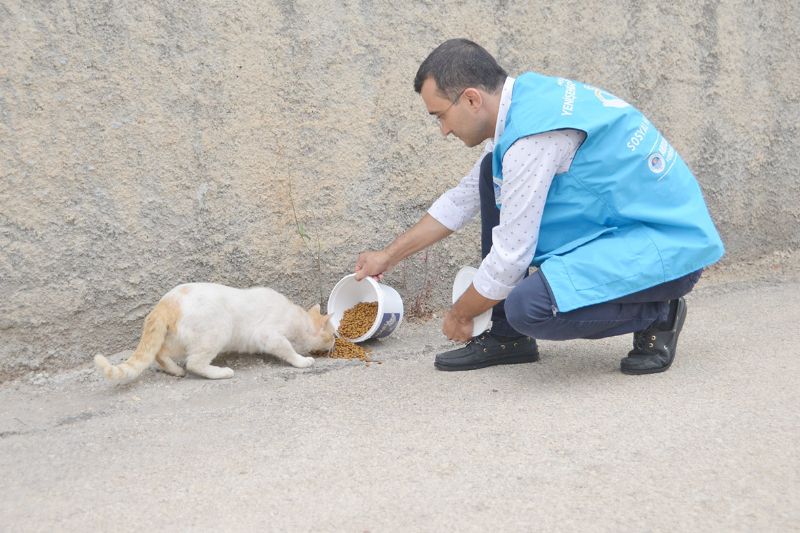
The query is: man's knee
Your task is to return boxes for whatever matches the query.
[505,284,554,337]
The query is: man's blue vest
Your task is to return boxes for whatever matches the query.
[492,72,724,312]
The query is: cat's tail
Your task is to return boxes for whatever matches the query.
[94,299,177,382]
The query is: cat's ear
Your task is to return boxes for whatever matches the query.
[307,303,321,316]
[322,313,332,325]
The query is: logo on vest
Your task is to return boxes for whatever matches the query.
[557,78,577,116]
[648,153,666,174]
[584,84,630,109]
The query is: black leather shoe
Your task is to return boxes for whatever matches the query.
[434,332,539,371]
[621,297,687,375]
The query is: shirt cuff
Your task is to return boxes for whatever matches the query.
[471,263,519,301]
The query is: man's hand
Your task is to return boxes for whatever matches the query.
[443,307,474,343]
[354,250,392,281]
[443,282,501,343]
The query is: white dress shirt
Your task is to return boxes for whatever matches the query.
[428,76,586,301]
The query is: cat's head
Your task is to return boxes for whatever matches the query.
[306,304,335,352]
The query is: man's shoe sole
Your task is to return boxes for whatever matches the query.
[434,353,539,372]
[620,363,672,375]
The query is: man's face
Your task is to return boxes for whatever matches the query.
[420,78,484,147]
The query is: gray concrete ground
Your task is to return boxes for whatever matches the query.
[1,258,799,532]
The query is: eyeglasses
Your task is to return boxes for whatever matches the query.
[430,89,465,127]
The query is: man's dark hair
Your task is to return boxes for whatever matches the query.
[414,39,507,100]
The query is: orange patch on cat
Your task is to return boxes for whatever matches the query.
[179,286,190,295]
[94,296,182,382]
[307,303,332,329]
[122,296,182,372]
[156,296,182,331]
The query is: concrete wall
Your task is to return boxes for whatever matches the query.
[1,1,798,379]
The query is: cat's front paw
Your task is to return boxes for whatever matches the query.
[217,367,235,379]
[292,356,315,368]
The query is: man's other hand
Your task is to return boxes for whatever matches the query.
[443,307,474,343]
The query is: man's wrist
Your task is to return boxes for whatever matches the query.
[380,247,400,271]
[452,284,501,321]
[450,303,474,322]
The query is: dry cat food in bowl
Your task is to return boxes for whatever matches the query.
[338,301,379,339]
[328,274,404,342]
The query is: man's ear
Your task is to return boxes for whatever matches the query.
[463,87,483,110]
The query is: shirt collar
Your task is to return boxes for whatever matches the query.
[494,76,516,141]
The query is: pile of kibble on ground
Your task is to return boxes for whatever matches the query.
[330,302,379,362]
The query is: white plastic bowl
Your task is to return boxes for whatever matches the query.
[328,274,404,343]
[452,266,492,337]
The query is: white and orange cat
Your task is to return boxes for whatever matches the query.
[94,283,335,382]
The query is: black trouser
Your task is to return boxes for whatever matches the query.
[478,153,700,340]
